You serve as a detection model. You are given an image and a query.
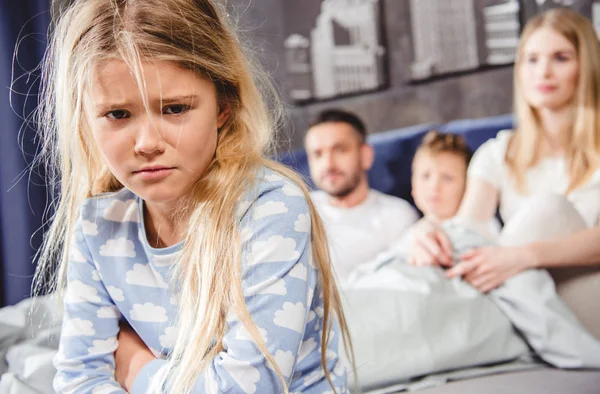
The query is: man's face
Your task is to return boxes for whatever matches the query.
[305,122,367,198]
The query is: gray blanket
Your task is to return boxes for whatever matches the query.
[340,223,600,392]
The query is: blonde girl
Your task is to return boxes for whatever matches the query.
[34,0,353,392]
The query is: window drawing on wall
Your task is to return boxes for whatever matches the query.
[409,0,520,81]
[283,0,387,102]
[521,0,600,37]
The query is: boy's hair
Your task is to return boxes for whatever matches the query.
[413,130,473,167]
[309,109,367,142]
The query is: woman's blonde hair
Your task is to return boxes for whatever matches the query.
[34,0,354,392]
[510,8,600,193]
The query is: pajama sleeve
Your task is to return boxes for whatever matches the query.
[53,216,126,393]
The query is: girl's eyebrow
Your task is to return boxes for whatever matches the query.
[93,95,199,113]
[157,95,198,104]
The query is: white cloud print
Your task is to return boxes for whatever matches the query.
[99,237,136,258]
[107,286,124,302]
[282,183,303,197]
[63,318,95,337]
[222,359,261,394]
[236,325,268,343]
[81,220,99,236]
[69,247,87,263]
[130,303,168,323]
[247,235,300,266]
[88,337,118,355]
[125,264,168,288]
[289,264,308,281]
[97,306,121,319]
[159,326,177,349]
[294,213,310,233]
[265,173,284,182]
[273,302,305,333]
[273,349,295,378]
[253,201,288,220]
[103,199,139,223]
[65,281,101,304]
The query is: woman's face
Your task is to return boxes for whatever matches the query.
[519,27,580,112]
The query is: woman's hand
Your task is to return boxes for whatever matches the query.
[115,322,155,391]
[446,245,537,292]
[407,219,453,267]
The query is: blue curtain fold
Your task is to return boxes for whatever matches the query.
[0,1,51,307]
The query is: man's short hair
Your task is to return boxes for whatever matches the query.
[309,109,367,142]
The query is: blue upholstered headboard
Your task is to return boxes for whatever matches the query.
[278,114,514,206]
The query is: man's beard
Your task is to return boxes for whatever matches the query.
[324,171,362,199]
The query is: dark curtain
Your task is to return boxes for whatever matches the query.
[0,0,51,307]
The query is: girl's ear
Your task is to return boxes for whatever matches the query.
[217,104,231,129]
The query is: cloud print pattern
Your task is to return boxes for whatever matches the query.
[53,168,348,393]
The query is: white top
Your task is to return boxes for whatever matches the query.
[468,130,600,228]
[310,189,419,281]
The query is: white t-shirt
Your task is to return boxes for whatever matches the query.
[468,130,600,228]
[310,189,419,281]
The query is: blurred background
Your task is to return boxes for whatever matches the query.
[1,0,599,307]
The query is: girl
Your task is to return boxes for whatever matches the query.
[33,0,353,393]
[409,8,600,292]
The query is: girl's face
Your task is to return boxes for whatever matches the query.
[87,60,229,209]
[519,27,580,112]
[411,151,467,222]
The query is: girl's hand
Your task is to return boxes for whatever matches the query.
[407,219,453,267]
[115,322,155,391]
[446,245,536,292]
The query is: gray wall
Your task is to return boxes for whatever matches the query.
[229,0,515,151]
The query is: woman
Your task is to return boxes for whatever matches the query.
[409,8,600,294]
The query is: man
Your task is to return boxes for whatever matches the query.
[305,109,419,281]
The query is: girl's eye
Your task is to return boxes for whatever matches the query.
[164,104,190,115]
[105,110,130,120]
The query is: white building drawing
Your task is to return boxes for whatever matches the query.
[409,0,479,80]
[484,0,520,65]
[593,2,600,37]
[284,34,313,101]
[308,0,385,99]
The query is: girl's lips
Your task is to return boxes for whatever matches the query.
[134,167,175,180]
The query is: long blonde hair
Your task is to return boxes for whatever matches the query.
[509,8,600,193]
[34,0,354,392]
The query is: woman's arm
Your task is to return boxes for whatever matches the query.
[455,177,500,227]
[529,226,600,268]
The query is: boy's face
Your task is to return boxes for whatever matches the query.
[411,151,467,221]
